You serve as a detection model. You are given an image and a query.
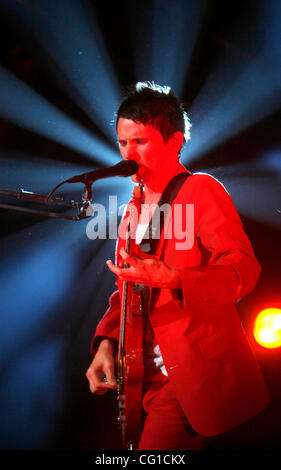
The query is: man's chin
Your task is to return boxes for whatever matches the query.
[131,168,146,184]
[130,174,139,183]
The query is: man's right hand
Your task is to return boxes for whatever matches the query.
[86,338,117,395]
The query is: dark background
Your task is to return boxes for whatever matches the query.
[0,0,280,451]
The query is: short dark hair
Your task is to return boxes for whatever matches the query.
[116,81,191,144]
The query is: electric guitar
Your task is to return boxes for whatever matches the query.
[116,184,145,450]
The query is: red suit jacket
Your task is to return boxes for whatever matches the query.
[91,172,270,437]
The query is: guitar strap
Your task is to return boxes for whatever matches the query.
[135,171,191,314]
[139,171,192,256]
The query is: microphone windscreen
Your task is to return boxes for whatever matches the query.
[117,160,139,176]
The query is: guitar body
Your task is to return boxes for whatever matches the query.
[118,283,144,448]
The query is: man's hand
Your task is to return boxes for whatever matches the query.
[86,338,117,395]
[106,247,182,289]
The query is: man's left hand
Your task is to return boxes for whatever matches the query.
[106,247,182,289]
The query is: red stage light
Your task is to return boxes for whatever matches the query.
[254,308,281,349]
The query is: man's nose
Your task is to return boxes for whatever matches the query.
[124,144,137,160]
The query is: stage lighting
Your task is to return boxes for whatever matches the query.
[0,65,119,165]
[183,0,281,165]
[253,308,281,349]
[12,0,121,142]
[130,0,205,96]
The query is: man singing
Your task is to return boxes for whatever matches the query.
[86,81,270,450]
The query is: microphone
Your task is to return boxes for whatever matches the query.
[66,160,139,184]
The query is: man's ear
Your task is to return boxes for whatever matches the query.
[169,131,184,153]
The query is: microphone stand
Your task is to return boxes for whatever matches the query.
[0,160,138,221]
[0,187,92,221]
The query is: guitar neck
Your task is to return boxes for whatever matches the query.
[117,220,131,385]
[117,278,128,374]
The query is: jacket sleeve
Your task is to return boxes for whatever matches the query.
[90,289,120,355]
[177,174,261,309]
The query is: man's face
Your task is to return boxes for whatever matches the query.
[117,118,178,187]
